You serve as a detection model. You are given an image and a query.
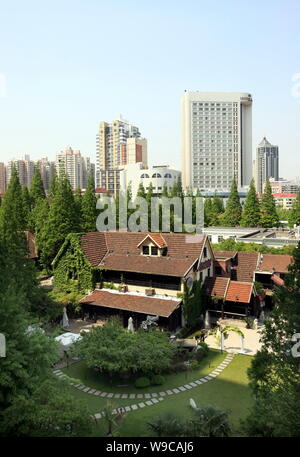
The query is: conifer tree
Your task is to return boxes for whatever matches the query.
[81,174,97,232]
[222,178,242,226]
[0,166,26,239]
[288,189,300,227]
[260,178,279,228]
[21,185,31,229]
[240,179,261,227]
[39,176,79,268]
[137,182,147,199]
[204,197,213,226]
[30,167,46,205]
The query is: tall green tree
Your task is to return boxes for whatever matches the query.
[240,179,261,227]
[136,182,147,199]
[260,178,279,228]
[21,185,31,229]
[30,167,46,205]
[39,176,80,268]
[222,178,242,226]
[81,174,97,232]
[288,189,300,227]
[204,197,213,226]
[0,166,26,240]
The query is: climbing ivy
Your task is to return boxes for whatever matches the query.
[52,233,94,292]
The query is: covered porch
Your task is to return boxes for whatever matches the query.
[79,288,182,331]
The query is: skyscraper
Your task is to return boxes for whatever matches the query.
[181,91,252,193]
[37,157,56,193]
[96,119,147,192]
[255,137,279,193]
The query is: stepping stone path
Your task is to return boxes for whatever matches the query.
[52,353,235,418]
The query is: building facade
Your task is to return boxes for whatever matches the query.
[181,91,252,193]
[255,137,279,193]
[119,162,181,197]
[56,146,94,190]
[36,157,56,193]
[96,119,147,193]
[6,155,35,189]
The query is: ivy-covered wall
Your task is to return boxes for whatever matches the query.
[53,233,94,292]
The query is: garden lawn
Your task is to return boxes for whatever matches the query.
[90,353,253,437]
[61,349,225,394]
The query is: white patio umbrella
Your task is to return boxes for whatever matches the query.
[62,307,69,329]
[127,316,134,333]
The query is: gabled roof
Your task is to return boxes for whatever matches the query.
[74,231,208,278]
[213,250,237,260]
[257,254,293,274]
[79,289,181,318]
[225,281,253,304]
[205,276,230,299]
[137,233,167,248]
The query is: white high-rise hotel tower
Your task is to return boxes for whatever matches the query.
[181,92,252,193]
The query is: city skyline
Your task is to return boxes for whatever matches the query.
[0,1,300,180]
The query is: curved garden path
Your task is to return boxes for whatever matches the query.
[53,352,235,419]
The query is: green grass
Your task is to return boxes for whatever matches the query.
[112,354,253,437]
[62,351,253,437]
[61,349,225,394]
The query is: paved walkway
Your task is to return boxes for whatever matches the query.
[53,352,235,419]
[205,327,263,356]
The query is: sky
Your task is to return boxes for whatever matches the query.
[0,0,299,179]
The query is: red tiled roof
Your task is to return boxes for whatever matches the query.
[137,233,167,248]
[271,274,284,286]
[205,276,230,299]
[79,232,207,277]
[258,254,293,274]
[231,252,259,282]
[272,193,297,198]
[225,281,253,303]
[79,289,181,317]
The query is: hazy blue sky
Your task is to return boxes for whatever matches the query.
[0,0,299,179]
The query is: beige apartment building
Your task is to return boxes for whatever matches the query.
[6,155,35,189]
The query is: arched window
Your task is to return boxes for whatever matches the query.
[140,173,149,178]
[164,173,172,178]
[152,173,161,178]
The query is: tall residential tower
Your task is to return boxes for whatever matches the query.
[181,91,252,193]
[96,119,147,193]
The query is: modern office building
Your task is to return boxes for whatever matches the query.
[181,91,252,193]
[56,146,94,190]
[119,162,181,197]
[255,137,279,193]
[0,162,6,195]
[96,119,147,193]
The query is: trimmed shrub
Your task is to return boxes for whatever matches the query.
[151,374,165,386]
[190,360,200,370]
[134,377,150,388]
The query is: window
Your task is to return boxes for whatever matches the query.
[207,268,211,277]
[141,173,149,178]
[152,173,161,178]
[203,247,207,258]
[142,245,149,255]
[151,246,158,256]
[164,173,172,178]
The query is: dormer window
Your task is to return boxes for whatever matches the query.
[143,245,149,255]
[151,246,158,256]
